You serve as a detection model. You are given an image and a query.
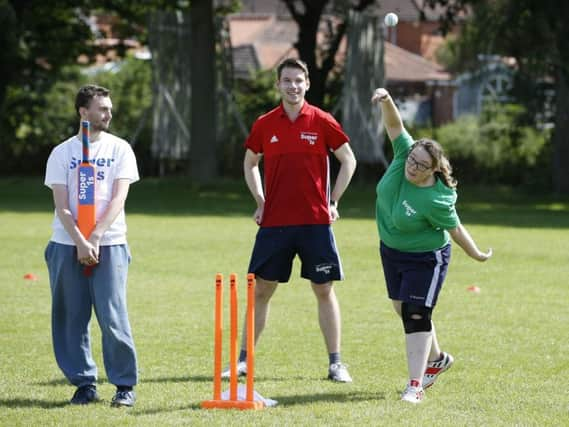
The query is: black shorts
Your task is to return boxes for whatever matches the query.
[248,224,344,284]
[380,241,451,308]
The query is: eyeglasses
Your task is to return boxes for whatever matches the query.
[406,155,432,172]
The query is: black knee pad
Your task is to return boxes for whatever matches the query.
[401,303,432,334]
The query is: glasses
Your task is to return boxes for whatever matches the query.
[406,155,432,172]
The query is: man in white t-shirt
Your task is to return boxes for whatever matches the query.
[44,85,139,407]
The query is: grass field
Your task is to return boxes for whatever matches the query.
[0,177,568,426]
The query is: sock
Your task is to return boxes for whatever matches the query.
[239,349,247,363]
[409,379,421,388]
[117,385,133,392]
[329,352,341,365]
[429,352,444,363]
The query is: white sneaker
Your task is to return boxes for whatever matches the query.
[401,380,424,403]
[220,361,248,378]
[422,352,454,389]
[328,362,353,383]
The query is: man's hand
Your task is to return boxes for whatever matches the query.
[77,240,98,265]
[329,204,340,222]
[253,204,264,225]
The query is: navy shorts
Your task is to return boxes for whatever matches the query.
[379,241,451,308]
[248,224,344,284]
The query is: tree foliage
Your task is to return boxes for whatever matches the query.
[280,0,375,108]
[0,0,184,175]
[423,0,569,192]
[414,103,550,187]
[0,0,245,179]
[190,0,217,183]
[0,0,178,106]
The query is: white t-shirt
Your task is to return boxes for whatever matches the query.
[44,132,140,246]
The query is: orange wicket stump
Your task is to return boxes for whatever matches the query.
[201,273,264,410]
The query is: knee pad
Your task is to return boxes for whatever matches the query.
[401,303,432,334]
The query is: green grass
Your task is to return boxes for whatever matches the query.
[1,177,568,426]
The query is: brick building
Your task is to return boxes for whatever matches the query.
[229,0,459,125]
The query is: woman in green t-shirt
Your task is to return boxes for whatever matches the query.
[371,88,492,404]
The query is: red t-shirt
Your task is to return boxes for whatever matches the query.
[244,102,350,227]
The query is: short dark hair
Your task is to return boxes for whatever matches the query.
[277,58,309,80]
[75,84,110,116]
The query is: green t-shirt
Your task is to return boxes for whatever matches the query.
[375,129,460,252]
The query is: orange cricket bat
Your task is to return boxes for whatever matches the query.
[78,120,96,275]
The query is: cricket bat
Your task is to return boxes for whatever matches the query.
[77,120,96,275]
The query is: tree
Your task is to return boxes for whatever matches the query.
[0,1,92,101]
[0,0,95,172]
[280,0,375,108]
[1,0,243,180]
[190,0,217,183]
[0,1,19,106]
[423,0,569,193]
[0,0,177,112]
[0,0,181,174]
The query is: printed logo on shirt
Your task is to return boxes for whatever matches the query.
[402,200,417,217]
[300,131,318,145]
[69,156,115,181]
[270,135,279,143]
[315,263,333,274]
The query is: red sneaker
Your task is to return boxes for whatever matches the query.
[423,351,454,389]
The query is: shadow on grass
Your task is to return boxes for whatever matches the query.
[140,374,342,385]
[142,375,210,384]
[2,177,569,228]
[0,398,68,409]
[270,390,386,406]
[133,390,384,416]
[457,206,569,228]
[134,403,202,416]
[34,378,70,386]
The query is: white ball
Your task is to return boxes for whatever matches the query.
[384,12,398,27]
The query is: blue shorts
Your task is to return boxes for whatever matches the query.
[248,224,344,284]
[380,241,451,308]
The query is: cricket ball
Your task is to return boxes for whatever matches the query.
[384,12,399,27]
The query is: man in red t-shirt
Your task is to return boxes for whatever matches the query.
[225,58,357,382]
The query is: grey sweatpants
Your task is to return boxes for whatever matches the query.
[45,242,138,387]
